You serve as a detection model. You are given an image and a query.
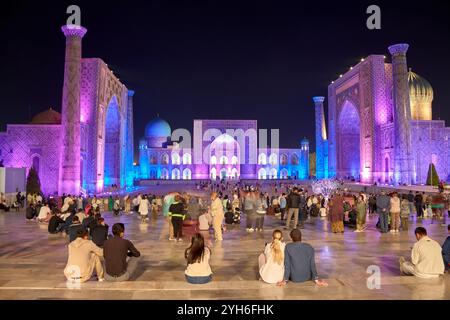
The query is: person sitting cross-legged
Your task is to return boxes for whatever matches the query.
[277,229,328,287]
[399,227,445,278]
[184,233,213,284]
[68,215,85,243]
[64,229,104,283]
[103,223,141,282]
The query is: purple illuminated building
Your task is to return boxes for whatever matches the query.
[319,43,450,185]
[137,119,310,181]
[0,25,134,195]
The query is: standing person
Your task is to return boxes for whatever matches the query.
[243,191,256,232]
[414,192,424,219]
[328,193,344,233]
[355,195,367,232]
[169,195,186,242]
[400,195,411,231]
[108,196,114,212]
[163,193,177,241]
[138,195,149,223]
[279,193,287,221]
[376,191,391,233]
[277,229,327,286]
[64,230,104,283]
[255,193,267,232]
[390,192,401,233]
[399,227,445,278]
[407,191,415,215]
[184,233,213,284]
[103,223,141,282]
[210,192,224,241]
[259,230,286,284]
[284,188,300,230]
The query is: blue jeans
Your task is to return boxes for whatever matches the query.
[379,212,389,232]
[185,274,212,284]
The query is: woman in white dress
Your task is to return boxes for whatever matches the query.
[139,195,149,222]
[258,229,285,284]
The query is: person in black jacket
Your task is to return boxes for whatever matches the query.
[48,211,65,234]
[284,188,301,230]
[26,203,36,220]
[68,216,85,242]
[91,217,109,247]
[414,192,423,218]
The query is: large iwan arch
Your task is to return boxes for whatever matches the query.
[337,100,360,179]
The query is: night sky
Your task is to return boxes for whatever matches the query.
[1,0,450,156]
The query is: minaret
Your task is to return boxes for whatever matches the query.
[58,25,87,195]
[314,96,327,179]
[300,138,310,179]
[388,43,414,185]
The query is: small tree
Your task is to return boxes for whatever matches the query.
[426,163,440,186]
[26,166,42,195]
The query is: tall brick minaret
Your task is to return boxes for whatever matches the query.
[58,25,87,195]
[388,43,414,185]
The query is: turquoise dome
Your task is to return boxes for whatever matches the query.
[145,117,171,138]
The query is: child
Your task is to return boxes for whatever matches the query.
[199,210,212,231]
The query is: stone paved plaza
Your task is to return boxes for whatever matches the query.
[0,193,449,300]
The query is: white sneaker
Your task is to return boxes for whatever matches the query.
[98,278,105,282]
[248,228,254,232]
[390,230,395,233]
[177,239,183,242]
[168,237,176,241]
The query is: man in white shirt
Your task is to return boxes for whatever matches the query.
[37,203,51,222]
[399,227,445,278]
[210,192,224,241]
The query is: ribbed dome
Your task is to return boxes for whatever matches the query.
[145,117,171,138]
[408,70,433,120]
[30,108,61,124]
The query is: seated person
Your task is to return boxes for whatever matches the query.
[0,200,10,212]
[442,224,450,271]
[26,203,36,220]
[82,210,95,231]
[64,229,104,283]
[48,211,65,234]
[399,227,445,278]
[37,203,51,223]
[184,233,212,284]
[198,210,212,231]
[91,217,109,248]
[11,201,20,212]
[277,229,327,286]
[103,223,140,282]
[68,216,85,243]
[259,230,285,284]
[75,209,85,223]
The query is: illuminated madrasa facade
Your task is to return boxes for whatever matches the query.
[0,25,134,195]
[137,119,310,181]
[315,43,450,185]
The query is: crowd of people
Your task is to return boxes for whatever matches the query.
[11,179,450,286]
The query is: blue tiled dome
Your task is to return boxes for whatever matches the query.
[145,117,171,138]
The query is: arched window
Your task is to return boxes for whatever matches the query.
[231,155,238,165]
[231,168,238,179]
[220,168,227,179]
[172,168,181,180]
[210,155,217,165]
[150,155,157,165]
[269,153,278,166]
[258,168,267,180]
[161,168,169,179]
[270,168,277,179]
[210,168,217,180]
[280,154,288,165]
[183,168,191,180]
[171,153,181,165]
[32,156,40,175]
[291,154,299,165]
[182,153,192,165]
[258,153,267,165]
[161,154,169,165]
[280,169,288,179]
[219,156,228,165]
